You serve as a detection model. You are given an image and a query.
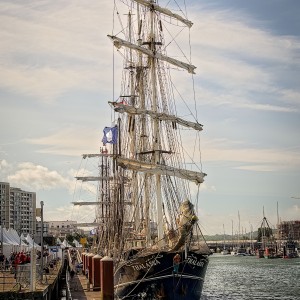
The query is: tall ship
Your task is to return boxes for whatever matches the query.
[74,0,211,299]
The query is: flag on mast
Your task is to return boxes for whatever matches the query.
[102,126,118,145]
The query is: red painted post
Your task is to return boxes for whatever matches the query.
[100,256,114,300]
[82,252,87,275]
[84,253,90,277]
[92,254,102,291]
[88,253,95,284]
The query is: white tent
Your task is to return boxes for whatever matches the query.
[0,226,22,258]
[8,228,28,246]
[2,227,18,245]
[25,234,41,251]
[73,239,82,248]
[60,239,72,249]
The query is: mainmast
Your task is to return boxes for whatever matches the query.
[108,0,206,251]
[148,0,164,248]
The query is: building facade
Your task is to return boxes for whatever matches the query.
[34,221,50,245]
[277,220,300,241]
[0,182,9,229]
[36,221,49,236]
[48,220,79,239]
[0,182,36,235]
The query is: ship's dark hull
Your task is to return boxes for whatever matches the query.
[115,250,209,300]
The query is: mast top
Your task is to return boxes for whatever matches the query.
[133,0,193,28]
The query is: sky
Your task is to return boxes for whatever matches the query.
[0,0,299,236]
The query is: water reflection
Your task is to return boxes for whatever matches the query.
[201,254,300,299]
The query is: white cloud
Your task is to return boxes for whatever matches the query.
[0,159,14,178]
[187,8,300,112]
[201,138,300,171]
[280,204,300,222]
[280,89,300,106]
[235,165,278,172]
[0,159,8,170]
[25,127,101,156]
[7,162,74,191]
[293,205,300,211]
[191,9,300,64]
[0,65,104,102]
[0,1,113,102]
[1,1,299,113]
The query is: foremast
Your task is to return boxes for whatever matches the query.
[74,149,127,256]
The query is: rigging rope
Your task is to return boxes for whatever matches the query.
[71,156,84,221]
[112,1,117,123]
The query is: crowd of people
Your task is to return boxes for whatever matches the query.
[0,249,51,271]
[0,251,31,275]
[69,248,78,265]
[10,251,31,266]
[0,252,10,270]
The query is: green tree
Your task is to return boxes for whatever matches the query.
[66,234,75,247]
[257,227,273,242]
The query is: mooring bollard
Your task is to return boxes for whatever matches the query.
[82,252,87,275]
[100,256,114,300]
[88,253,95,285]
[92,254,102,291]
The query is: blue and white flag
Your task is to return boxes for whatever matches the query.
[90,228,97,235]
[102,126,118,145]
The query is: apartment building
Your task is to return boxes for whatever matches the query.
[0,182,9,228]
[48,220,79,239]
[0,182,36,235]
[278,220,300,241]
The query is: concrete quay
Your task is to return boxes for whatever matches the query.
[67,271,101,300]
[67,250,114,300]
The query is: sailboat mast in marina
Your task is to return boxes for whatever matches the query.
[75,0,211,299]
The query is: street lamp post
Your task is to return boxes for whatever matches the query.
[0,218,5,270]
[1,218,4,255]
[40,201,44,282]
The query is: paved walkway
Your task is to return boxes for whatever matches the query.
[68,272,101,300]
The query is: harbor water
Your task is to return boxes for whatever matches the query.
[201,254,300,299]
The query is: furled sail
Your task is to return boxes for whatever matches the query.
[172,200,198,251]
[108,35,196,74]
[72,202,100,206]
[72,201,132,206]
[113,104,203,131]
[76,223,98,227]
[117,157,206,184]
[133,0,193,28]
[75,176,113,182]
[82,153,113,159]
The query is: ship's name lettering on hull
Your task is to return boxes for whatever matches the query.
[131,258,161,271]
[186,257,205,267]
